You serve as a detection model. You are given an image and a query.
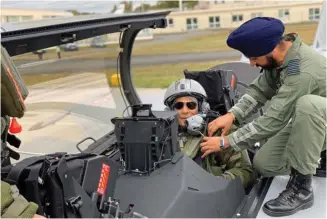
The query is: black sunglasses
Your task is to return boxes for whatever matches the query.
[173,102,197,110]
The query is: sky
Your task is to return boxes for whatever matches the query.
[1,0,158,14]
[1,0,324,14]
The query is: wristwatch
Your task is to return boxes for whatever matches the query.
[220,137,225,149]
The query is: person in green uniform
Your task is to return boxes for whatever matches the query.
[1,119,42,218]
[1,45,44,218]
[203,17,326,217]
[163,78,255,189]
[56,46,61,59]
[1,181,41,218]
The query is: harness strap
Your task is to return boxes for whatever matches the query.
[179,134,219,175]
[180,136,203,159]
[1,116,12,166]
[3,152,68,185]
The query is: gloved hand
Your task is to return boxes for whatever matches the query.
[1,181,41,218]
[208,112,235,137]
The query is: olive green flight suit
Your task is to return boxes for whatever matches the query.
[1,44,38,218]
[1,181,38,218]
[178,130,255,189]
[1,118,39,218]
[227,35,326,176]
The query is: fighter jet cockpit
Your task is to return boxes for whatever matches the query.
[1,6,325,218]
[0,11,257,218]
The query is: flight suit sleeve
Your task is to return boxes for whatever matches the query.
[229,70,277,124]
[216,147,255,189]
[205,130,255,188]
[227,72,319,152]
[1,181,38,218]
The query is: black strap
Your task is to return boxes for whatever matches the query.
[4,152,67,184]
[7,133,21,148]
[4,152,95,184]
[7,146,20,160]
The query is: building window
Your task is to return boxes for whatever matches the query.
[232,14,243,22]
[278,9,290,19]
[167,18,174,28]
[186,18,198,30]
[6,16,20,23]
[21,16,33,21]
[309,8,320,20]
[209,16,220,28]
[251,12,263,18]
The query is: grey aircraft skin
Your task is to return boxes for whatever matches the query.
[1,9,325,218]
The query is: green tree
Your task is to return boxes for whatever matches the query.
[66,9,80,16]
[155,0,179,9]
[134,3,152,12]
[80,12,92,15]
[184,1,198,9]
[66,9,92,16]
[111,4,118,13]
[152,1,198,9]
[123,1,133,13]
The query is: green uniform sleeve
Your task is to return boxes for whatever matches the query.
[218,148,255,189]
[229,70,277,124]
[200,129,255,188]
[228,72,319,152]
[1,181,38,218]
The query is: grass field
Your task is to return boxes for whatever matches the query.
[133,22,319,55]
[114,59,233,88]
[19,21,319,88]
[22,59,235,88]
[14,22,318,61]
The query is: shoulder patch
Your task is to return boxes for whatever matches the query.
[287,58,300,75]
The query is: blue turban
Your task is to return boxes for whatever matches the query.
[227,17,285,57]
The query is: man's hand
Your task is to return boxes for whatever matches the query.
[200,136,230,159]
[208,112,235,137]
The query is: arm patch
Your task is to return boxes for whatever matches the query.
[287,58,300,75]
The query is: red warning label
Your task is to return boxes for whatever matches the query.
[97,163,111,195]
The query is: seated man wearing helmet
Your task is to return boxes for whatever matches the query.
[164,78,255,189]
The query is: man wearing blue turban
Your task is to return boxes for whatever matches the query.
[200,17,326,217]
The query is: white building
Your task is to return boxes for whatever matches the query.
[1,7,73,23]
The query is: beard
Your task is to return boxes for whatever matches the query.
[257,54,279,71]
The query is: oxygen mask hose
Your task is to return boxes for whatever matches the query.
[184,114,206,136]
